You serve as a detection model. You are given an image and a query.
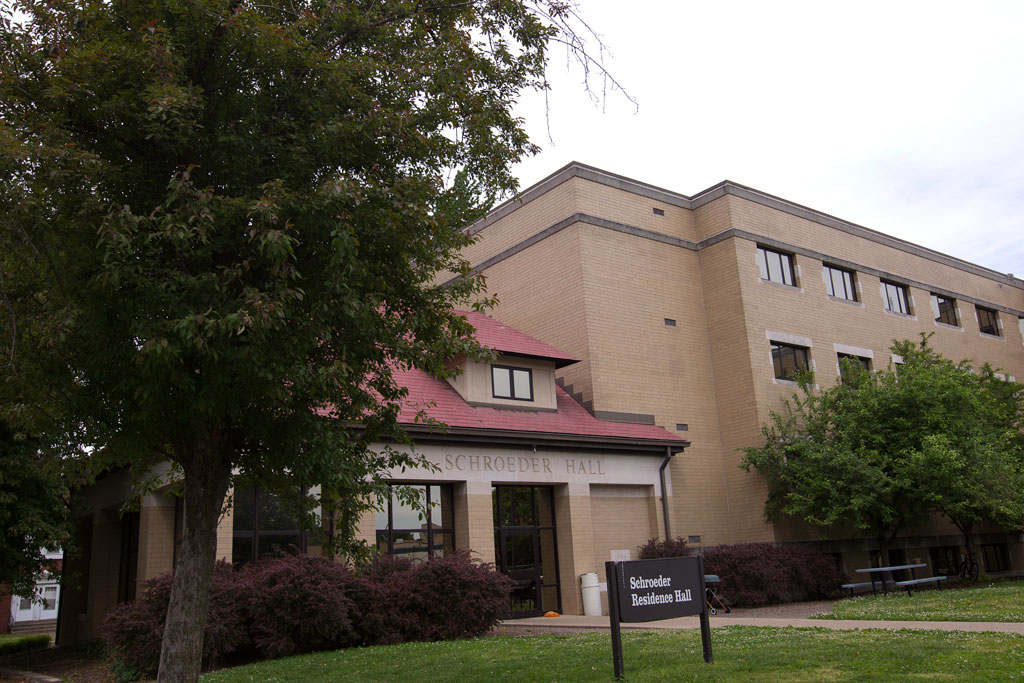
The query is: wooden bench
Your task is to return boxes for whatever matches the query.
[893,575,946,596]
[841,581,875,595]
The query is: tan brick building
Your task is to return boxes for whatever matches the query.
[452,162,1024,577]
[60,312,687,642]
[59,163,1024,643]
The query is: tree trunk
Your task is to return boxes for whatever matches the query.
[958,523,976,564]
[157,440,231,683]
[876,537,891,567]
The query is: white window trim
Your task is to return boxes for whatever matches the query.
[832,343,874,359]
[766,330,813,348]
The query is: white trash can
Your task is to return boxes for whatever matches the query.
[581,572,602,617]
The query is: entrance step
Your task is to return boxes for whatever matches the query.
[10,619,57,635]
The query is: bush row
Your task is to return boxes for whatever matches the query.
[103,551,511,678]
[0,633,51,656]
[637,538,842,607]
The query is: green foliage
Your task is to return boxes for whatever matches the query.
[742,336,1024,560]
[0,422,68,597]
[0,0,609,677]
[0,633,52,657]
[0,0,579,553]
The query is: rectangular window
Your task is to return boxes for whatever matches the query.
[929,546,960,576]
[977,306,1001,336]
[824,265,856,301]
[771,342,809,381]
[492,365,533,401]
[377,483,455,561]
[981,543,1010,572]
[837,353,871,382]
[232,485,308,564]
[757,246,795,286]
[882,281,910,315]
[930,294,959,326]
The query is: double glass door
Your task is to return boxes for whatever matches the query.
[492,485,561,618]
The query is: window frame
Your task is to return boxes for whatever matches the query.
[931,294,959,327]
[376,482,455,561]
[231,485,309,564]
[824,264,857,301]
[977,306,1001,336]
[881,280,911,315]
[837,353,871,382]
[491,364,534,401]
[770,342,810,381]
[981,543,1010,572]
[756,246,796,287]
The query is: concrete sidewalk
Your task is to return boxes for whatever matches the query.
[504,614,1024,635]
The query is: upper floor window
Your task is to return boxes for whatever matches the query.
[977,306,1001,336]
[837,353,871,383]
[376,483,454,561]
[492,365,533,401]
[757,246,795,286]
[824,265,856,301]
[771,342,809,381]
[881,281,910,315]
[931,294,959,326]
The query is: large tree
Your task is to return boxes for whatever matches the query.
[0,1,609,679]
[742,337,1024,566]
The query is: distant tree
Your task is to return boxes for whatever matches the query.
[0,422,69,598]
[742,337,1024,566]
[1,1,620,680]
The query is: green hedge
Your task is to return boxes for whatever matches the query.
[0,634,52,656]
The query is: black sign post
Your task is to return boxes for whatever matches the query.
[605,556,713,678]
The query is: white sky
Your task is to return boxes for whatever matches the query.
[511,0,1024,277]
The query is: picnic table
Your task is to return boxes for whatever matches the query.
[854,563,927,595]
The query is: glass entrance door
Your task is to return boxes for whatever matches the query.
[493,485,561,618]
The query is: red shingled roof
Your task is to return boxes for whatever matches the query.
[459,310,580,368]
[394,366,684,445]
[390,311,685,446]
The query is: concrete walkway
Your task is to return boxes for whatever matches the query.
[504,614,1024,635]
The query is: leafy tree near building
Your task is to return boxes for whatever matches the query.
[742,337,1024,568]
[0,422,70,599]
[1,1,614,680]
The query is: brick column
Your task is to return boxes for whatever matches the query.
[554,482,596,615]
[457,480,495,564]
[136,494,177,593]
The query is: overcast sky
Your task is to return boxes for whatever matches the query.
[511,0,1024,277]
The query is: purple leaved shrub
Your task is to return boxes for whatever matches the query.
[103,561,248,677]
[103,550,511,677]
[353,550,512,645]
[701,543,842,607]
[241,554,360,658]
[637,536,691,559]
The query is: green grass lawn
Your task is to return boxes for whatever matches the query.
[820,580,1024,622]
[202,627,1024,682]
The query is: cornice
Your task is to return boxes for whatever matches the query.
[469,162,1024,291]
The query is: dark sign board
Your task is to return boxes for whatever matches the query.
[614,556,705,622]
[605,557,712,678]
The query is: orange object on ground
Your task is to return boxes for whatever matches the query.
[543,611,561,617]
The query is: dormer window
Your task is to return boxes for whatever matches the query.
[492,365,533,401]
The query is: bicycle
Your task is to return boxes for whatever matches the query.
[958,555,979,582]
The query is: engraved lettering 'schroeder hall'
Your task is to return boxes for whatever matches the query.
[60,163,1024,646]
